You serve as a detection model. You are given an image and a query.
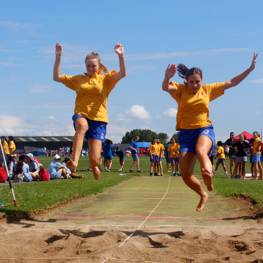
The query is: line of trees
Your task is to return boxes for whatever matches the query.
[121,129,179,145]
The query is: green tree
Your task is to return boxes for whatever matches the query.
[121,129,168,144]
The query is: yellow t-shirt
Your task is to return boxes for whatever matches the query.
[9,141,16,155]
[149,144,160,156]
[168,143,178,158]
[62,70,119,124]
[2,141,9,154]
[217,146,225,159]
[158,143,165,157]
[253,137,262,154]
[169,81,225,130]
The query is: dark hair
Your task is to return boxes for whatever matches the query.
[16,160,24,175]
[217,141,223,146]
[62,157,71,164]
[8,136,16,146]
[152,137,157,144]
[1,136,6,140]
[171,137,175,142]
[230,132,235,136]
[177,64,202,80]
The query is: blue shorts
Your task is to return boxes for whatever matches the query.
[72,114,106,143]
[261,156,263,162]
[132,154,139,161]
[150,155,159,162]
[175,157,179,162]
[159,157,163,161]
[250,156,254,163]
[229,155,236,158]
[253,153,261,163]
[50,171,62,180]
[170,158,177,163]
[104,156,112,160]
[178,125,215,154]
[165,157,171,163]
[218,158,225,163]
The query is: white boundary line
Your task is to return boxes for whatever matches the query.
[102,176,172,263]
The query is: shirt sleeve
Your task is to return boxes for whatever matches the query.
[169,82,184,102]
[61,74,81,91]
[104,70,119,93]
[205,82,225,102]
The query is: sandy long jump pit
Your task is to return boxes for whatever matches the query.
[0,175,263,262]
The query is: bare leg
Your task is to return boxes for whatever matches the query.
[167,161,171,172]
[195,135,213,191]
[88,139,102,180]
[215,161,220,172]
[229,157,235,177]
[172,162,175,173]
[259,162,263,180]
[160,160,163,175]
[253,163,258,180]
[109,159,112,170]
[251,162,254,177]
[57,168,69,179]
[136,159,140,171]
[179,152,208,211]
[222,161,227,172]
[67,117,88,173]
[130,160,135,171]
[242,162,246,179]
[70,173,83,179]
[150,161,154,173]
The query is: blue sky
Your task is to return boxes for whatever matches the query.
[1,0,263,143]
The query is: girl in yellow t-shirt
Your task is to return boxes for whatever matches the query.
[1,136,9,154]
[149,137,160,176]
[252,131,262,180]
[53,43,126,180]
[214,141,227,174]
[162,52,258,211]
[8,136,16,156]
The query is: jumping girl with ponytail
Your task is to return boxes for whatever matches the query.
[53,43,126,180]
[162,52,258,211]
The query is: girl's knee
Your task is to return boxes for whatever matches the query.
[90,157,99,167]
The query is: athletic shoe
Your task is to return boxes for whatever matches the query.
[105,167,109,171]
[154,173,158,176]
[213,171,217,174]
[86,168,92,172]
[171,173,175,176]
[150,173,153,176]
[129,170,133,172]
[137,170,143,173]
[224,171,228,175]
[177,173,181,176]
[99,169,104,172]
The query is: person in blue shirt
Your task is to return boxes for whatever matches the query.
[25,153,41,181]
[48,154,69,179]
[129,136,143,173]
[116,146,125,171]
[165,140,171,172]
[103,139,113,172]
[61,157,83,178]
[1,154,14,180]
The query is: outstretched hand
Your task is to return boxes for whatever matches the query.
[114,43,124,56]
[165,64,177,79]
[250,52,258,70]
[55,43,63,57]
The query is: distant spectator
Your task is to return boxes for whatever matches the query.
[8,136,16,156]
[103,139,113,172]
[165,140,172,172]
[14,155,33,182]
[0,163,8,183]
[252,131,262,180]
[61,157,83,179]
[224,132,237,178]
[48,154,70,180]
[214,141,227,175]
[116,146,125,171]
[1,136,9,154]
[1,154,14,180]
[25,153,40,180]
[231,134,251,179]
[129,136,143,173]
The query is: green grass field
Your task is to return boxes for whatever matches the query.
[0,156,262,218]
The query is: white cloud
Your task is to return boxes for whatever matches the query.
[28,84,55,93]
[163,108,177,117]
[251,78,263,83]
[0,20,41,32]
[126,105,151,120]
[116,113,131,122]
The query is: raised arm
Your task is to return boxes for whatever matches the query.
[113,43,126,81]
[162,64,177,94]
[53,43,63,83]
[224,52,258,90]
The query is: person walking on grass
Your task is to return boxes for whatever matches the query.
[53,43,126,180]
[129,136,143,173]
[224,132,237,178]
[231,134,251,179]
[252,131,263,180]
[162,52,258,211]
[214,141,228,175]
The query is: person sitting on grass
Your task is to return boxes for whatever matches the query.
[25,153,40,181]
[214,141,228,175]
[1,154,14,180]
[14,155,34,182]
[231,133,251,179]
[48,154,70,180]
[252,131,263,180]
[61,157,83,179]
